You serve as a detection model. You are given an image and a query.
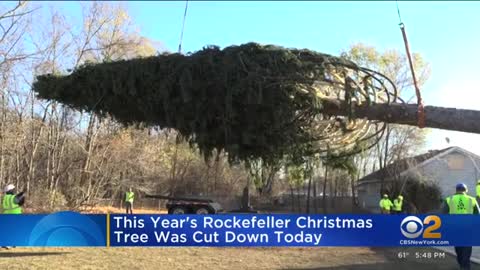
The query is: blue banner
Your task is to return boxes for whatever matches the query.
[108,214,475,247]
[0,211,106,246]
[0,212,478,247]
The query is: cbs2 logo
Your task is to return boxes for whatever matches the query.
[400,215,441,239]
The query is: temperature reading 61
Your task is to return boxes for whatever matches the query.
[398,252,410,259]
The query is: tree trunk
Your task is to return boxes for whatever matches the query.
[333,176,338,210]
[329,172,335,210]
[313,179,318,214]
[296,187,301,213]
[322,165,328,214]
[0,91,6,190]
[306,172,312,214]
[380,125,391,193]
[213,157,219,193]
[80,114,99,205]
[290,184,295,213]
[383,125,390,169]
[241,179,250,210]
[334,176,338,198]
[351,175,356,206]
[202,161,212,196]
[169,134,181,196]
[321,99,480,134]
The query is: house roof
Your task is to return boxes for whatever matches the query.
[356,147,454,186]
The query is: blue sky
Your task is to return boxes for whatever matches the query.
[39,1,480,154]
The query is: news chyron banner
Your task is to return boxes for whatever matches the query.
[0,212,479,247]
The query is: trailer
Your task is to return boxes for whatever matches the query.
[145,194,224,214]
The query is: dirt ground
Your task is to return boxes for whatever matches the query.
[80,205,167,214]
[0,246,476,270]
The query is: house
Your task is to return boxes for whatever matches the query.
[356,146,480,213]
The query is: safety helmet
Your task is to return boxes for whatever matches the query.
[398,195,403,199]
[4,184,15,193]
[477,180,480,184]
[456,183,468,192]
[383,194,388,198]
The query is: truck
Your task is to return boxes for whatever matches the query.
[144,194,224,214]
[145,194,263,214]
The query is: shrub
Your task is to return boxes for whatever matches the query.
[386,175,442,214]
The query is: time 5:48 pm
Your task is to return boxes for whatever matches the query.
[415,252,446,259]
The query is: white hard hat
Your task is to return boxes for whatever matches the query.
[4,184,14,193]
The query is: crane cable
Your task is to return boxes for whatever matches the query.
[178,0,189,53]
[396,2,425,197]
[396,1,425,129]
[172,0,189,186]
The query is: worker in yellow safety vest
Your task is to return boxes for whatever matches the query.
[125,188,134,214]
[2,184,24,214]
[379,194,393,214]
[442,183,479,270]
[2,184,25,250]
[392,195,403,214]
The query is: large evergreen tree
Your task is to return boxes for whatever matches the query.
[32,43,479,165]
